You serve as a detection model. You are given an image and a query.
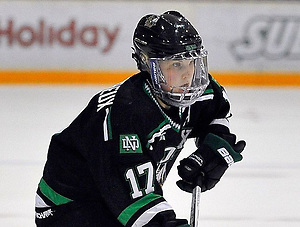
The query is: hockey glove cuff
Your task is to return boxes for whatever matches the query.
[177,133,245,192]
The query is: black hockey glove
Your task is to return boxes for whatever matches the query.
[177,133,246,193]
[164,219,190,227]
[145,218,189,227]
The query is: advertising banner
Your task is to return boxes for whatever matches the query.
[0,1,300,85]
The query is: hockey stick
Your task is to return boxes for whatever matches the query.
[190,176,202,227]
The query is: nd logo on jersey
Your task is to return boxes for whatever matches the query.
[120,134,142,154]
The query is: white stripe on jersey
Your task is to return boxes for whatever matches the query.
[103,108,110,141]
[131,201,173,227]
[198,94,214,101]
[210,118,230,128]
[147,124,171,145]
[35,193,50,208]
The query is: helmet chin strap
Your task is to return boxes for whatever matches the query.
[156,97,171,110]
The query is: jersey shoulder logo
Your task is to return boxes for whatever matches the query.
[120,134,142,154]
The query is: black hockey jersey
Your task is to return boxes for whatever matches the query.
[35,71,231,226]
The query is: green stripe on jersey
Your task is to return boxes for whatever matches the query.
[39,178,73,205]
[147,120,168,140]
[210,76,221,87]
[107,107,113,140]
[203,88,214,94]
[118,193,162,226]
[146,120,171,149]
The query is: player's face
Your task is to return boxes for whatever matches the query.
[159,59,195,93]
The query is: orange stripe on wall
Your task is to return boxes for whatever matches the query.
[0,70,300,86]
[212,71,300,86]
[0,70,135,85]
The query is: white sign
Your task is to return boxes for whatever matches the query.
[0,1,300,72]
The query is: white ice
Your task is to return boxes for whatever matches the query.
[1,85,300,227]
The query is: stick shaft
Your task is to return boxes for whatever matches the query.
[190,185,201,227]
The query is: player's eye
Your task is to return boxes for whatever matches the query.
[172,62,182,68]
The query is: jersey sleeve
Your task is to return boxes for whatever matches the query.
[207,76,232,135]
[189,74,232,143]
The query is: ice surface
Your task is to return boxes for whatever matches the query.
[1,85,299,227]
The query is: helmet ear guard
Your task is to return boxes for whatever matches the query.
[132,46,149,72]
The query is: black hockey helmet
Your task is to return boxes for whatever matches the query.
[132,11,203,70]
[132,11,209,107]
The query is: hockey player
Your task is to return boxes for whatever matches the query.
[35,11,246,227]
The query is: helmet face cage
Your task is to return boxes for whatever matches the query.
[132,11,210,107]
[149,49,210,107]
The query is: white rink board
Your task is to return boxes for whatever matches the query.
[0,85,300,227]
[0,1,300,72]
